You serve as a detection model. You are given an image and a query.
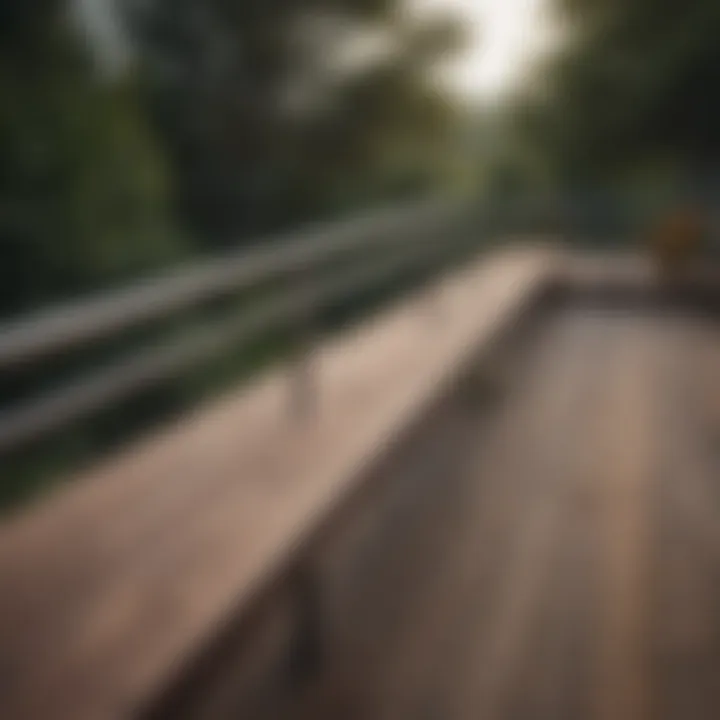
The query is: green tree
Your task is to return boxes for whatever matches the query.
[0,1,180,316]
[521,0,720,189]
[123,0,467,244]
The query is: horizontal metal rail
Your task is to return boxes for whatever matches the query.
[0,200,462,370]
[0,203,474,454]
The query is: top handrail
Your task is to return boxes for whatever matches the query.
[0,199,461,370]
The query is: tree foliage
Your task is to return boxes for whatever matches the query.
[124,0,467,243]
[0,0,467,312]
[519,0,720,187]
[0,1,180,315]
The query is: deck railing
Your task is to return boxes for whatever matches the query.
[0,199,476,455]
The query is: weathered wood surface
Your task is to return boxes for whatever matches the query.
[292,293,720,720]
[0,248,555,720]
[5,250,720,720]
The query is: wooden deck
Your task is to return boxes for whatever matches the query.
[3,250,720,720]
[298,296,720,720]
[0,248,555,720]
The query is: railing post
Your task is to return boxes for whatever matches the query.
[424,273,445,325]
[289,273,318,422]
[290,344,316,421]
[287,564,324,684]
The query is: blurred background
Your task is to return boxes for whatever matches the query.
[2,0,720,507]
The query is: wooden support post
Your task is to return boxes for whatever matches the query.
[287,565,324,685]
[289,273,319,422]
[291,348,317,420]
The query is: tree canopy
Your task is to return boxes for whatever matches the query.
[517,0,720,189]
[0,0,469,315]
[124,0,468,243]
[0,1,180,315]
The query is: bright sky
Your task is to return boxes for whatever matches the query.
[414,0,556,100]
